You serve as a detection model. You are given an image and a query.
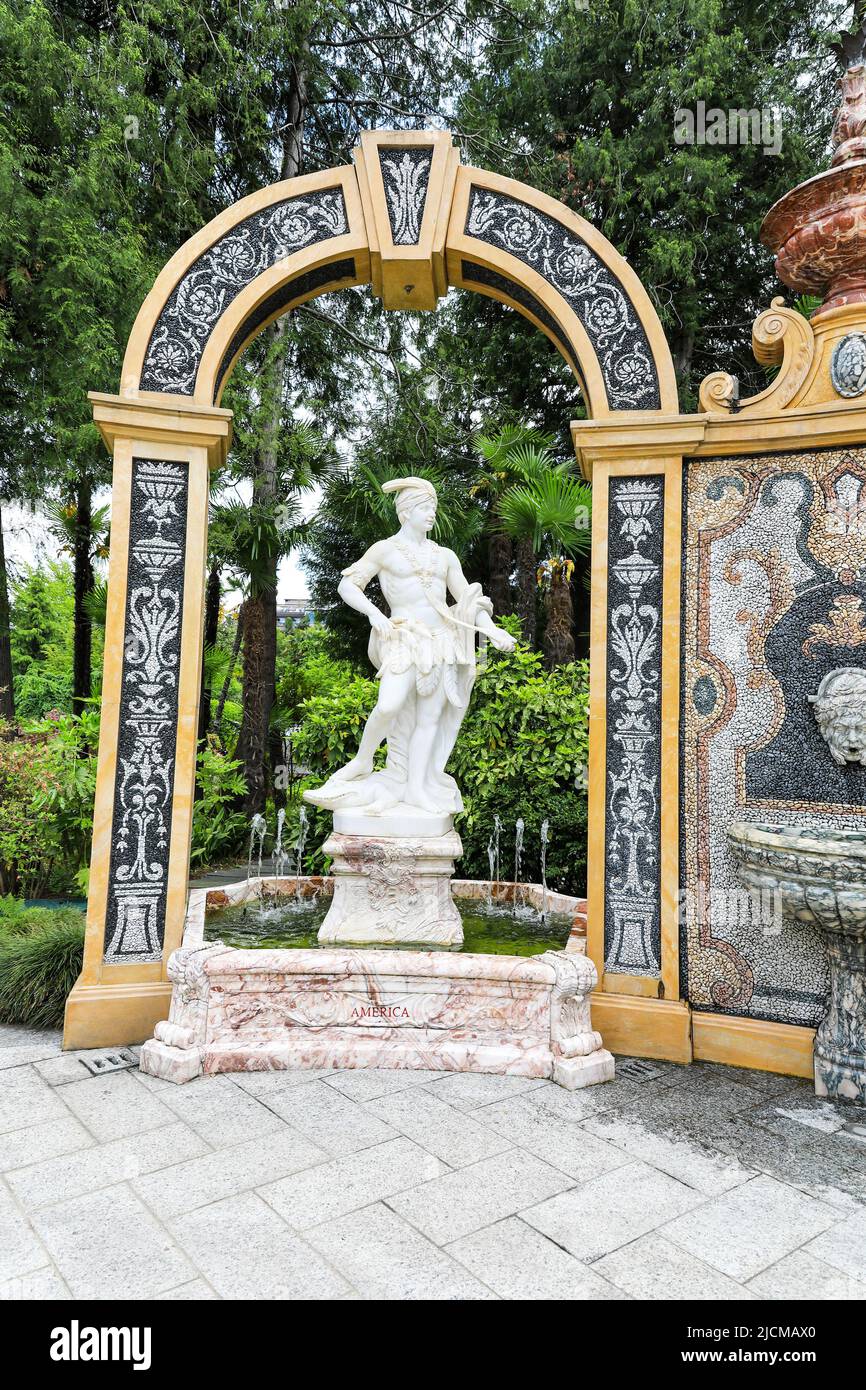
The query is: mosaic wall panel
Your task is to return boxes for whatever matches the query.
[139,189,348,394]
[464,187,661,410]
[680,447,866,1025]
[103,458,188,964]
[377,146,433,245]
[604,475,665,976]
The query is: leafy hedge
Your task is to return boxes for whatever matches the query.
[293,638,589,894]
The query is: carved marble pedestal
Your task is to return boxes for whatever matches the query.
[318,821,463,948]
[729,822,866,1104]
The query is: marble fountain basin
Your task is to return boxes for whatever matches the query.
[139,875,615,1092]
[728,822,866,1103]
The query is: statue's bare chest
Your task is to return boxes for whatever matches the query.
[381,539,447,588]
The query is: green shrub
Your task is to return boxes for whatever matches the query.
[452,645,589,892]
[292,674,380,774]
[0,719,94,897]
[190,743,249,870]
[0,906,84,1029]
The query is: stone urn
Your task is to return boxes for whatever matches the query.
[728,822,866,1103]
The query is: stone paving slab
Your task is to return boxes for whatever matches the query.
[0,1181,51,1283]
[0,1114,93,1173]
[59,1071,178,1143]
[478,1094,632,1182]
[445,1216,627,1301]
[521,1160,704,1262]
[261,1135,443,1230]
[305,1201,498,1300]
[7,1122,211,1212]
[262,1079,400,1156]
[168,1191,350,1300]
[132,1126,329,1222]
[662,1174,839,1282]
[0,1066,68,1135]
[1,1026,864,1301]
[593,1230,756,1301]
[747,1248,866,1300]
[321,1067,449,1102]
[363,1087,513,1169]
[582,1108,757,1196]
[803,1207,866,1282]
[387,1147,574,1245]
[31,1184,195,1299]
[0,1026,64,1071]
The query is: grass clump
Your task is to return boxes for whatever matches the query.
[0,896,84,1028]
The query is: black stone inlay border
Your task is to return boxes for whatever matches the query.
[103,458,189,964]
[140,188,348,395]
[604,474,664,975]
[460,261,581,374]
[377,146,433,245]
[464,186,661,411]
[213,258,357,400]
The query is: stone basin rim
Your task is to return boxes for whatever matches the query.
[184,872,588,960]
[728,820,866,861]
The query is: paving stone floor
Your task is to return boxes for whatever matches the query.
[1,1022,864,1301]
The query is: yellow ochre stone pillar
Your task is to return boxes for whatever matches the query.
[63,394,231,1049]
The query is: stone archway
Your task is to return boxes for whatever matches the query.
[64,129,677,1048]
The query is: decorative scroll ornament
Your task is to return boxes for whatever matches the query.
[104,460,188,962]
[809,667,866,766]
[378,148,432,245]
[140,191,348,394]
[465,188,659,410]
[604,477,663,975]
[698,298,816,416]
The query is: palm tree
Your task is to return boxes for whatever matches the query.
[472,425,558,646]
[496,455,592,668]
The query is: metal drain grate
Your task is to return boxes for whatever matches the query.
[80,1049,137,1076]
[616,1058,665,1083]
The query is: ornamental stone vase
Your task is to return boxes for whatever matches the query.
[728,822,866,1103]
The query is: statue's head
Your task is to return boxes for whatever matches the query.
[382,476,437,533]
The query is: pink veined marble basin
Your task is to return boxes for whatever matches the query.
[139,875,614,1092]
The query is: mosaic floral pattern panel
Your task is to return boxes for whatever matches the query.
[377,147,433,244]
[139,190,348,394]
[103,459,188,964]
[604,475,665,976]
[464,187,661,411]
[680,448,866,1025]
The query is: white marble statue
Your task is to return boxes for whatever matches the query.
[304,476,516,821]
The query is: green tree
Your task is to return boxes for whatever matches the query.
[496,444,593,667]
[452,0,845,409]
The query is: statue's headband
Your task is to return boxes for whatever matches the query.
[382,476,437,518]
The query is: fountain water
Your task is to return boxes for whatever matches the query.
[540,818,550,920]
[273,808,287,878]
[514,817,525,910]
[247,814,268,883]
[492,814,502,899]
[293,805,309,898]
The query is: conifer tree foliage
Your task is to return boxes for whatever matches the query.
[447,0,847,409]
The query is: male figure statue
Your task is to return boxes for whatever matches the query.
[304,476,516,820]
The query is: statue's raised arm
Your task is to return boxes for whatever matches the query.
[304,476,516,825]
